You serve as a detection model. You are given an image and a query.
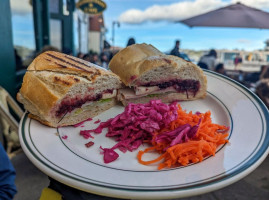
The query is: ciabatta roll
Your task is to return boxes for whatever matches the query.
[17,51,122,127]
[109,43,207,105]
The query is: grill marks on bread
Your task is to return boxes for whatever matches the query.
[27,51,103,82]
[46,53,89,72]
[63,55,100,74]
[54,76,72,86]
[45,52,101,78]
[17,51,123,128]
[30,71,81,96]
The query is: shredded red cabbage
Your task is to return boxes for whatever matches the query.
[61,135,68,140]
[80,130,94,139]
[100,146,119,163]
[94,119,101,124]
[85,141,94,148]
[153,119,201,150]
[88,100,178,163]
[73,118,92,127]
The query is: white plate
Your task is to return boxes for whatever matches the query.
[19,70,269,199]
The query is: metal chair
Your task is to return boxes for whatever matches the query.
[0,86,24,158]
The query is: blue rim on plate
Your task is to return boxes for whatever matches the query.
[19,70,269,198]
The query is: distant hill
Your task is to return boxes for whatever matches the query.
[181,49,205,62]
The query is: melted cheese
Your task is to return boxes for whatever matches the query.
[102,89,117,99]
[134,86,159,95]
[118,87,178,100]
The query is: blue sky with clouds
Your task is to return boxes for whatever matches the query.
[10,0,269,52]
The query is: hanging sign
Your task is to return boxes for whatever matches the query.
[76,0,107,15]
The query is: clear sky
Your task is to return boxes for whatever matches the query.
[10,0,269,52]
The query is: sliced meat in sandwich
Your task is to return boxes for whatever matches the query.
[17,51,122,127]
[109,43,207,106]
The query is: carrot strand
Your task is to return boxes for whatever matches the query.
[137,105,229,170]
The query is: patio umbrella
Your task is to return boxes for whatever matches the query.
[180,2,269,29]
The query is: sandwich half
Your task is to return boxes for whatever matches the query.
[109,43,207,106]
[17,51,122,127]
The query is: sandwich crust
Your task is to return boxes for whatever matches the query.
[109,43,164,85]
[28,51,120,83]
[17,51,122,127]
[18,72,59,117]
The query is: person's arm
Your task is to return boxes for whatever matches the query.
[0,144,17,200]
[211,57,217,71]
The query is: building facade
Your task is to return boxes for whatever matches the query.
[88,14,105,53]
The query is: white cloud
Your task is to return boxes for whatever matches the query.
[118,0,269,24]
[10,0,32,16]
[237,39,252,44]
[231,0,269,9]
[119,0,226,24]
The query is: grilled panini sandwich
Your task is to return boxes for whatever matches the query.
[109,43,207,105]
[17,51,122,127]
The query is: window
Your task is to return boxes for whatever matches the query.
[10,0,36,69]
[50,19,62,50]
[49,0,60,14]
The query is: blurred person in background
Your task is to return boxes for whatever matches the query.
[83,54,91,62]
[234,54,243,69]
[103,41,113,61]
[0,143,17,200]
[197,49,217,70]
[254,66,269,106]
[62,48,73,56]
[244,65,269,86]
[100,52,109,70]
[255,79,269,108]
[215,63,226,76]
[91,53,101,66]
[170,40,182,57]
[259,65,269,80]
[77,52,84,59]
[37,45,60,55]
[111,49,120,60]
[126,37,136,47]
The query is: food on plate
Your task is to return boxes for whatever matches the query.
[61,135,68,140]
[80,130,94,139]
[84,100,179,163]
[73,118,92,127]
[138,104,229,170]
[17,51,122,127]
[109,43,207,105]
[100,146,119,163]
[85,141,94,148]
[83,100,229,168]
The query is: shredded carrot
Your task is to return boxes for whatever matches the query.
[137,104,229,170]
